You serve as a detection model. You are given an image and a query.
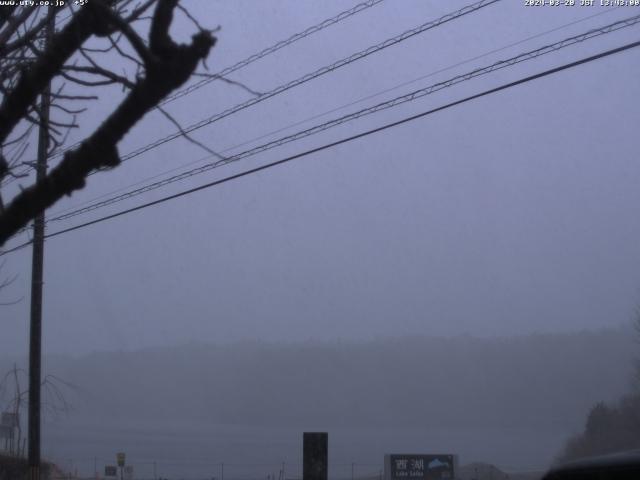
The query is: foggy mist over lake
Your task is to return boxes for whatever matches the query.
[2,0,640,478]
[2,327,636,476]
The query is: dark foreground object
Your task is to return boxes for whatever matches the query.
[543,450,640,480]
[303,432,328,480]
[0,455,51,480]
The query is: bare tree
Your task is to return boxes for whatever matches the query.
[0,259,20,305]
[0,0,216,246]
[1,365,75,457]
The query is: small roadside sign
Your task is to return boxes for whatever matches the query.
[387,454,456,480]
[105,465,117,477]
[117,452,126,467]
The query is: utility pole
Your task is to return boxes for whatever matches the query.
[28,8,54,480]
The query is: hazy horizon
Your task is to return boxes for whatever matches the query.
[3,325,637,476]
[3,0,640,358]
[2,1,640,478]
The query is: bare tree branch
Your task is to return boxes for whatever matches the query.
[194,72,263,97]
[62,64,136,88]
[1,7,56,57]
[0,6,37,48]
[0,1,115,145]
[157,105,226,161]
[0,0,216,245]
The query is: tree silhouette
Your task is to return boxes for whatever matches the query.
[556,319,640,462]
[0,0,216,246]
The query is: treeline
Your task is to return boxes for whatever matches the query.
[557,394,640,462]
[1,327,635,431]
[554,320,640,463]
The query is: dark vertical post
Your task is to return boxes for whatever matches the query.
[303,432,327,480]
[28,8,54,480]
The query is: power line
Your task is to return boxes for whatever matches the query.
[0,0,387,190]
[161,0,387,105]
[31,0,387,168]
[3,37,637,255]
[46,5,621,220]
[105,0,501,167]
[8,9,637,237]
[2,0,495,189]
[47,13,640,224]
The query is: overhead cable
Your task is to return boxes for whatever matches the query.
[46,5,621,219]
[107,0,501,166]
[2,36,637,256]
[48,13,640,223]
[11,0,387,178]
[161,0,387,105]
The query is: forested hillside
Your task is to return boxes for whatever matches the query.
[3,327,631,431]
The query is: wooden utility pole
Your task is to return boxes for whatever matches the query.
[28,8,54,480]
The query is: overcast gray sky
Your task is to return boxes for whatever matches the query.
[2,0,640,356]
